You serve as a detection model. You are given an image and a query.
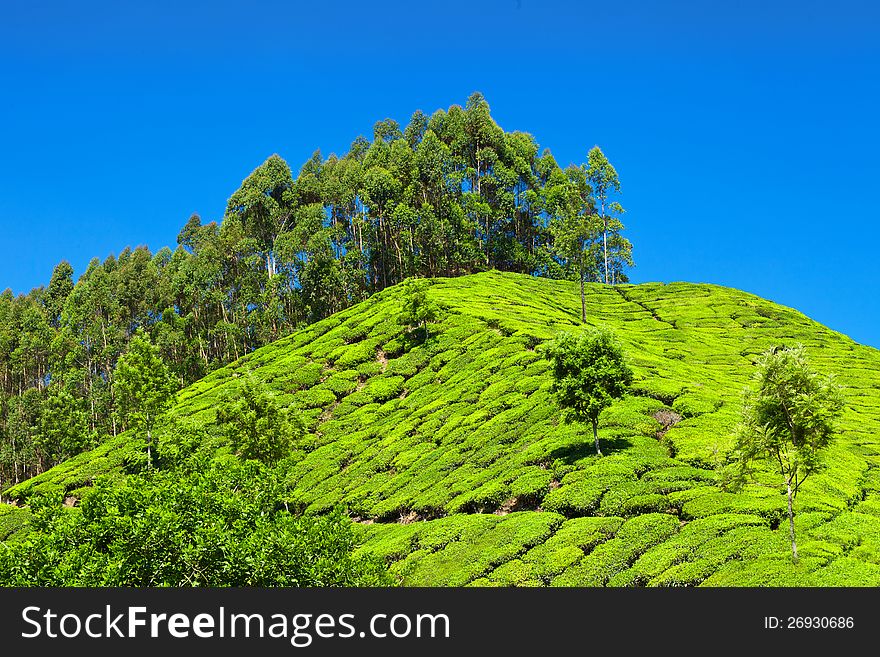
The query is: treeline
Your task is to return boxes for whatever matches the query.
[0,92,632,488]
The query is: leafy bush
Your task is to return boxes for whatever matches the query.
[552,513,679,586]
[0,459,391,586]
[0,506,32,543]
[542,479,609,516]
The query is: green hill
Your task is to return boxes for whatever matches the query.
[5,271,880,586]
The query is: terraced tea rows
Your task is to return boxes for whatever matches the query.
[7,272,880,585]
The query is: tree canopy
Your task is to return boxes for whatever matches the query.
[544,328,633,455]
[216,377,303,464]
[727,345,844,561]
[398,278,439,340]
[0,457,390,586]
[0,93,634,488]
[114,332,177,466]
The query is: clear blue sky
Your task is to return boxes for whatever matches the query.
[1,0,878,346]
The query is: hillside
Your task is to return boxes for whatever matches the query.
[5,271,880,586]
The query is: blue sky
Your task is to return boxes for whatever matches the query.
[1,0,878,346]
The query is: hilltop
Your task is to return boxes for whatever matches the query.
[4,272,880,586]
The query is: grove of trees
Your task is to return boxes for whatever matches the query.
[0,92,633,489]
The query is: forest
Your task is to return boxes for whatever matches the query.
[0,93,633,488]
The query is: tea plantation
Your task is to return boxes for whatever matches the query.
[4,271,880,586]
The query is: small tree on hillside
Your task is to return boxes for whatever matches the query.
[216,377,303,464]
[114,333,178,467]
[727,345,844,562]
[544,328,633,456]
[398,278,439,340]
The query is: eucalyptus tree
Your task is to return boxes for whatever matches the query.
[585,146,625,285]
[331,153,370,302]
[362,140,403,289]
[604,230,635,284]
[224,154,297,279]
[415,129,455,276]
[36,385,93,469]
[373,118,404,143]
[503,131,543,272]
[548,165,600,322]
[0,388,41,484]
[463,92,505,265]
[45,261,74,329]
[59,258,123,434]
[404,109,429,147]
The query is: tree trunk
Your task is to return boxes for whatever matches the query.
[592,417,602,456]
[597,195,608,285]
[603,218,609,285]
[787,478,798,562]
[394,236,403,282]
[147,427,152,469]
[579,270,586,324]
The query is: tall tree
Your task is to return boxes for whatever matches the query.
[44,261,74,329]
[548,165,600,322]
[224,154,297,278]
[585,146,625,285]
[403,109,428,148]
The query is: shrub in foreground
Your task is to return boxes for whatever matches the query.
[0,457,391,587]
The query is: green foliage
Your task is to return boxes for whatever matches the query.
[546,164,602,320]
[544,327,633,455]
[36,386,96,467]
[5,272,880,587]
[0,505,32,544]
[726,345,845,561]
[155,417,216,469]
[216,377,303,464]
[114,333,178,463]
[398,279,439,339]
[223,153,295,279]
[0,458,390,586]
[585,146,632,285]
[729,346,845,489]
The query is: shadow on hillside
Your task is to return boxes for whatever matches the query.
[401,327,433,348]
[548,436,632,463]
